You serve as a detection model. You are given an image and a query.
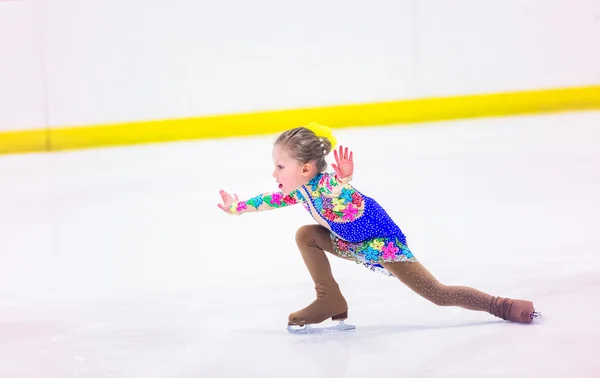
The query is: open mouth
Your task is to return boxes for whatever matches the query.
[278,183,283,189]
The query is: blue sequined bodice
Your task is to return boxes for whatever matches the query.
[294,173,406,244]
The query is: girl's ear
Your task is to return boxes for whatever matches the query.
[302,162,314,176]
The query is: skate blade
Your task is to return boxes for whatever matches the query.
[287,320,356,334]
[531,311,542,320]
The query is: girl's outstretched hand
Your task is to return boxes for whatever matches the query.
[331,145,354,179]
[217,189,239,213]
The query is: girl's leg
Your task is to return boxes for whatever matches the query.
[382,261,536,323]
[287,225,348,326]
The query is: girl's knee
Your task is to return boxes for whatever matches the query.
[428,292,452,306]
[418,283,453,306]
[295,224,332,252]
[295,225,314,244]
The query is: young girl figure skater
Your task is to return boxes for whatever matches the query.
[217,123,539,332]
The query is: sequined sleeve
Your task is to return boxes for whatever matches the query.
[228,189,303,215]
[316,172,353,198]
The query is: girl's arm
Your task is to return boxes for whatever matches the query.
[318,145,355,197]
[218,189,302,215]
[315,172,353,198]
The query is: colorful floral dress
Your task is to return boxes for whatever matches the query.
[228,172,417,275]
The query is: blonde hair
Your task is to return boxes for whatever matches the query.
[274,123,336,172]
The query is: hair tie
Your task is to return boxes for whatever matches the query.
[305,122,337,149]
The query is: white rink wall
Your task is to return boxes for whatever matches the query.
[1,0,599,131]
[0,1,46,131]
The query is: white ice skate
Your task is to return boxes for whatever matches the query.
[531,311,543,320]
[287,319,356,334]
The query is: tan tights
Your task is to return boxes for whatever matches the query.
[381,260,494,312]
[298,224,494,313]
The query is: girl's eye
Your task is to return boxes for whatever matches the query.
[278,165,284,169]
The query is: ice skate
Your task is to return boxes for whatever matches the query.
[287,225,356,334]
[286,281,355,334]
[489,296,541,324]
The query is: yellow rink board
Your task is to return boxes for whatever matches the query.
[1,85,599,155]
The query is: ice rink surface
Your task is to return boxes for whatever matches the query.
[1,111,599,377]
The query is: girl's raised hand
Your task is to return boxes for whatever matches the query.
[217,189,239,213]
[331,145,354,179]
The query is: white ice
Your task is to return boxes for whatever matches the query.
[1,111,599,378]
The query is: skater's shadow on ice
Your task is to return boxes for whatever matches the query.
[237,319,500,342]
[287,319,502,344]
[349,319,501,337]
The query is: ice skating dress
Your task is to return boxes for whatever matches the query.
[228,172,417,275]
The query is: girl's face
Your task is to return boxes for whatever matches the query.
[271,144,314,195]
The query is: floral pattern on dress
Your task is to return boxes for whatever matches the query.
[305,173,364,222]
[229,191,300,214]
[331,233,417,276]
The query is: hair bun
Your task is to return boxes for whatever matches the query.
[305,122,337,149]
